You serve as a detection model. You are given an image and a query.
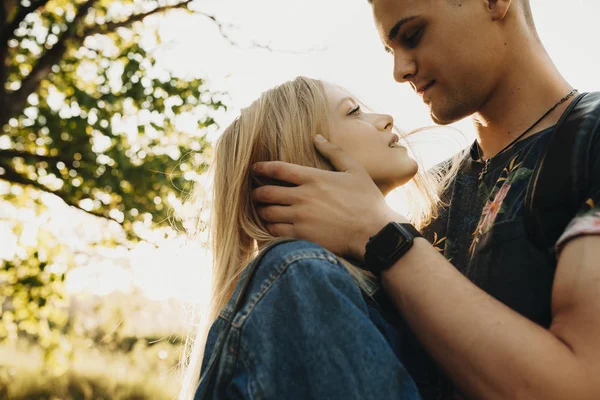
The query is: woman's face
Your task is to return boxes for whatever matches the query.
[324,83,418,195]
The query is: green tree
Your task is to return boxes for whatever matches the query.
[0,0,227,366]
[0,0,228,235]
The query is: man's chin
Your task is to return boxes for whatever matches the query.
[429,103,471,126]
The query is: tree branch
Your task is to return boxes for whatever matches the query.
[3,0,97,123]
[79,0,193,38]
[0,2,6,32]
[0,161,149,244]
[0,32,8,128]
[77,3,273,53]
[0,161,104,217]
[1,0,51,46]
[193,11,240,48]
[194,11,326,54]
[0,148,74,167]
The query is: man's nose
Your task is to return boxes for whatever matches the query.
[393,52,417,83]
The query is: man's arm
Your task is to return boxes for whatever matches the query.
[252,135,600,399]
[380,229,600,400]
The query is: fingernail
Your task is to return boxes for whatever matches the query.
[315,134,327,142]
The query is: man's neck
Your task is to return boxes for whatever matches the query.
[472,45,574,160]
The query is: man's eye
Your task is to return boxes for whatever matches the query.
[402,28,423,48]
[347,105,361,115]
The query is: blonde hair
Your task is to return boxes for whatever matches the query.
[179,76,451,399]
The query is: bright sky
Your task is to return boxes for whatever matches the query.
[157,0,600,138]
[61,0,600,305]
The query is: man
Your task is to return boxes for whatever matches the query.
[252,0,600,399]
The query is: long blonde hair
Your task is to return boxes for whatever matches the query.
[179,76,451,399]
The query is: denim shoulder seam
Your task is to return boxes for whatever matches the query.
[231,249,339,329]
[196,315,232,391]
[238,342,263,400]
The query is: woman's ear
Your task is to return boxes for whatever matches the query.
[487,0,512,21]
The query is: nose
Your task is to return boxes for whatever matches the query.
[393,52,417,83]
[375,114,394,132]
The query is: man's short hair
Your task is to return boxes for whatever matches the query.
[368,0,536,28]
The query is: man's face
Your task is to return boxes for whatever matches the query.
[372,0,508,124]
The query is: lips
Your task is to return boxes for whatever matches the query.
[389,134,405,148]
[415,81,435,96]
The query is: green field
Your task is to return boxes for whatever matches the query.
[0,337,182,400]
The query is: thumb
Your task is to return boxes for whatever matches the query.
[313,134,361,173]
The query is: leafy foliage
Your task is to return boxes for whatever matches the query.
[0,0,227,369]
[1,0,225,235]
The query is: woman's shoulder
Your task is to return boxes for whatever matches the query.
[255,239,341,274]
[218,240,350,322]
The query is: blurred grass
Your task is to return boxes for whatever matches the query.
[0,337,182,400]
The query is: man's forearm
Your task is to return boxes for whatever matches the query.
[381,238,589,400]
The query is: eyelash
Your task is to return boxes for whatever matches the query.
[402,28,423,49]
[348,105,361,116]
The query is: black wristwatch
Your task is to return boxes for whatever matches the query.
[363,222,423,275]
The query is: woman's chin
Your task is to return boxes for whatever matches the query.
[377,175,416,196]
[371,161,419,195]
[396,162,419,184]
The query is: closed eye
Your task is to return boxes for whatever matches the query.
[347,105,361,115]
[402,27,423,49]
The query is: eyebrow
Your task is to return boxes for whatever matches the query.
[387,15,420,43]
[337,96,355,110]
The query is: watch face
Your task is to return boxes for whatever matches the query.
[370,223,410,261]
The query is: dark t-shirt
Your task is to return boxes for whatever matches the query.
[424,127,558,327]
[402,122,600,398]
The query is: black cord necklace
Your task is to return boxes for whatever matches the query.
[477,89,578,181]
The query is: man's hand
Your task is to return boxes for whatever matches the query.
[252,135,407,261]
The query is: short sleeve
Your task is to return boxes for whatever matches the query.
[555,131,600,254]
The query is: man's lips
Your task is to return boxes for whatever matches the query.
[415,81,435,95]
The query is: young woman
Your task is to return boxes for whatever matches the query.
[179,77,450,400]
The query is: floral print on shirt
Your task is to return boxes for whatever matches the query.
[418,120,600,400]
[431,232,447,253]
[468,155,533,255]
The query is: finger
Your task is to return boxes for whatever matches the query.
[266,223,295,238]
[252,161,318,185]
[313,134,362,173]
[257,205,295,224]
[252,185,299,206]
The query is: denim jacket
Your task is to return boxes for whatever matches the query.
[194,240,420,400]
